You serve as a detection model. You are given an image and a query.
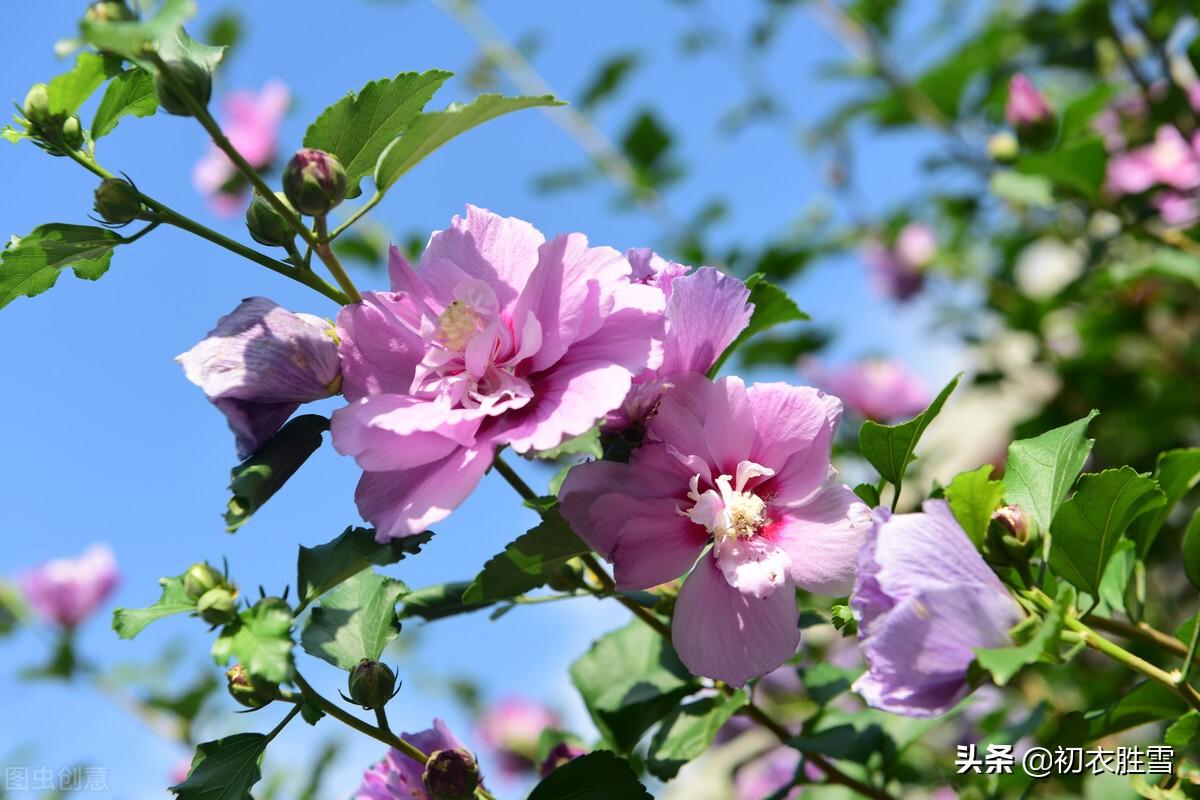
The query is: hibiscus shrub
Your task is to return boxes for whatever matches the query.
[5,2,1200,799]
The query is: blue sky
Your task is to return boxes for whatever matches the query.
[0,2,963,797]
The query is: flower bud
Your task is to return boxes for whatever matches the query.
[197,586,238,626]
[282,148,347,217]
[59,116,84,152]
[422,748,481,800]
[183,562,224,601]
[987,131,1019,164]
[1005,74,1055,149]
[225,664,279,708]
[84,1,136,22]
[986,504,1042,566]
[93,178,143,225]
[22,84,53,127]
[539,741,586,777]
[155,59,212,116]
[245,192,296,247]
[347,658,397,709]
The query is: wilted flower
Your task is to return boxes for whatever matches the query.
[476,697,559,775]
[562,374,869,686]
[357,720,480,800]
[193,81,289,215]
[1005,74,1052,129]
[332,206,663,539]
[851,501,1024,717]
[19,544,119,628]
[810,358,931,422]
[177,297,342,459]
[733,747,803,800]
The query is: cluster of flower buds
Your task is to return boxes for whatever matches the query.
[225,663,280,709]
[21,84,83,156]
[184,562,238,626]
[422,748,482,800]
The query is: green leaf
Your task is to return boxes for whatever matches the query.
[528,751,652,800]
[1183,508,1200,593]
[707,273,808,377]
[803,662,859,705]
[1128,448,1200,558]
[81,0,224,73]
[92,68,158,140]
[1058,84,1117,142]
[463,511,590,604]
[989,171,1055,209]
[171,733,267,799]
[945,465,1005,548]
[1016,137,1109,200]
[532,426,603,460]
[1097,539,1137,615]
[570,621,699,753]
[1165,711,1200,748]
[0,224,122,310]
[399,581,494,621]
[647,690,747,780]
[225,415,329,532]
[788,721,892,764]
[1068,681,1188,740]
[112,573,194,639]
[300,570,406,670]
[859,374,961,495]
[1048,467,1165,597]
[1003,411,1098,547]
[374,93,563,192]
[297,527,431,610]
[46,52,111,116]
[303,71,452,191]
[976,584,1074,686]
[213,599,295,684]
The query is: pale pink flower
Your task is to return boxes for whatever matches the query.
[561,375,869,686]
[194,81,290,215]
[19,545,119,628]
[332,206,663,539]
[810,358,931,422]
[476,697,559,775]
[1106,126,1200,196]
[895,222,937,270]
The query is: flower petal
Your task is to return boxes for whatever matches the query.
[771,480,870,596]
[659,267,752,375]
[355,446,493,539]
[608,502,708,590]
[336,291,427,402]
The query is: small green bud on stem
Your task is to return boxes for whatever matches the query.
[245,192,296,247]
[183,562,224,601]
[282,148,347,217]
[84,1,136,22]
[197,586,237,626]
[93,178,143,225]
[225,664,279,708]
[347,658,398,709]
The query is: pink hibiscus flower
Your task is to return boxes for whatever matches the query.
[332,205,664,539]
[19,544,119,628]
[193,81,290,215]
[808,358,931,422]
[560,374,869,686]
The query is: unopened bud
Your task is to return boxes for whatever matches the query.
[23,84,53,127]
[987,504,1041,565]
[197,586,237,626]
[245,192,295,247]
[987,132,1019,164]
[59,116,84,151]
[225,664,279,708]
[1006,74,1056,150]
[93,178,142,224]
[85,1,136,22]
[423,748,481,800]
[183,562,224,601]
[539,741,586,777]
[155,59,212,116]
[347,658,397,709]
[282,148,347,217]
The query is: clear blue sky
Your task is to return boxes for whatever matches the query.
[0,2,961,796]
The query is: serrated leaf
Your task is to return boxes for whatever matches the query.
[528,750,652,800]
[303,71,452,190]
[297,527,431,611]
[570,621,699,753]
[462,511,590,604]
[1129,448,1200,558]
[81,0,224,73]
[1003,411,1098,549]
[213,599,295,684]
[859,374,961,496]
[225,415,329,532]
[300,570,406,670]
[1049,467,1165,597]
[171,733,267,799]
[647,690,747,780]
[1166,710,1200,748]
[46,51,111,116]
[707,273,807,377]
[946,464,1005,548]
[113,573,194,639]
[1,224,122,310]
[399,581,494,621]
[92,68,158,140]
[976,584,1073,686]
[374,93,563,192]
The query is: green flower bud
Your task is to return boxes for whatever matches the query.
[155,59,212,116]
[225,664,279,709]
[245,192,296,247]
[282,148,347,217]
[23,84,52,124]
[84,1,136,22]
[423,748,480,800]
[197,586,238,626]
[59,116,84,151]
[987,132,1019,164]
[347,658,397,709]
[183,562,224,601]
[986,504,1042,566]
[93,178,142,225]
